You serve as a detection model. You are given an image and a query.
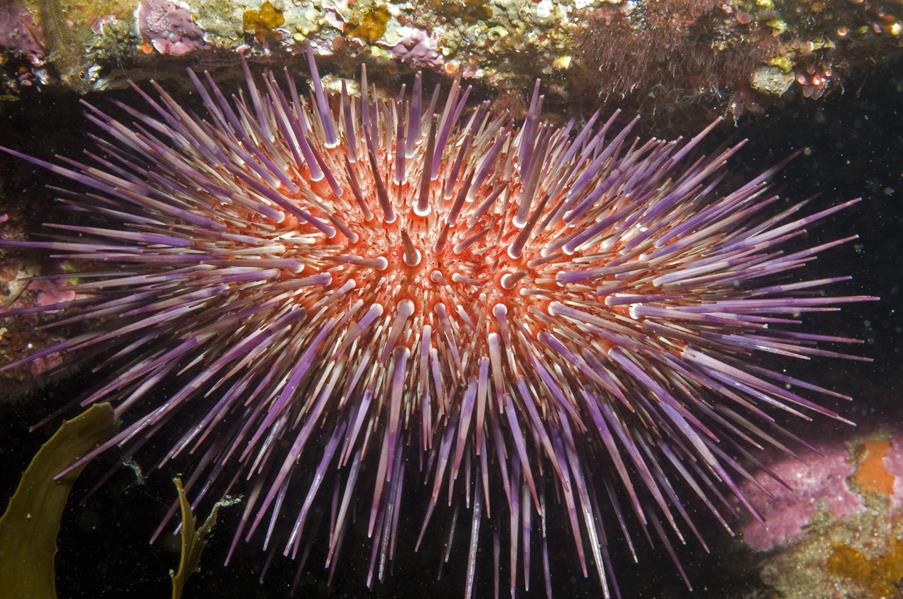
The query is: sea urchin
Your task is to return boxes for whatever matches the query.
[0,47,875,597]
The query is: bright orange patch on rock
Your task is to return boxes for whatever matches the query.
[852,438,895,496]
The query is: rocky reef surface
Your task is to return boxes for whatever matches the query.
[736,430,903,598]
[0,0,901,126]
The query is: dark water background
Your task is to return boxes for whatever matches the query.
[0,55,901,598]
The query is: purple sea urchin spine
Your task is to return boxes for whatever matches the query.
[0,47,876,597]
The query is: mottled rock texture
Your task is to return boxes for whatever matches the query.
[0,0,900,128]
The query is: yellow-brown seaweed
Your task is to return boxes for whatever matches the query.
[170,476,226,599]
[0,403,117,599]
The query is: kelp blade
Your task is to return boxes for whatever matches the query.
[0,403,117,599]
[171,476,223,599]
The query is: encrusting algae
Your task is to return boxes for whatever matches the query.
[242,1,285,44]
[738,431,903,596]
[344,2,391,43]
[826,436,903,597]
[827,541,903,597]
[851,438,897,497]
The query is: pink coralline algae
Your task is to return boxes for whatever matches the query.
[29,352,63,376]
[30,279,76,307]
[0,2,45,58]
[740,444,866,552]
[137,0,205,57]
[741,432,903,553]
[3,277,74,376]
[390,27,444,70]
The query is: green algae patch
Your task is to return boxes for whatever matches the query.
[170,477,225,599]
[0,402,118,599]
